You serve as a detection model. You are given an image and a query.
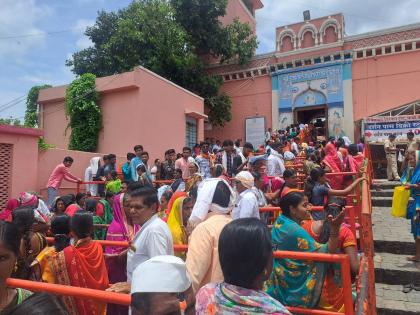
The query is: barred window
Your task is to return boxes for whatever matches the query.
[0,143,12,208]
[186,117,197,149]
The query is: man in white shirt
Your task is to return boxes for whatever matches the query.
[267,143,285,177]
[291,137,300,155]
[232,171,260,220]
[107,187,174,294]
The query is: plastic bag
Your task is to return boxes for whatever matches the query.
[391,186,410,218]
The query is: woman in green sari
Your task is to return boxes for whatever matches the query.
[85,199,113,240]
[265,192,346,310]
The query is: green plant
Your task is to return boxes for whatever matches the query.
[0,118,22,126]
[24,85,51,128]
[38,137,54,151]
[65,73,101,152]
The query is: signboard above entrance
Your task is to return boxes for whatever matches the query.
[363,114,420,142]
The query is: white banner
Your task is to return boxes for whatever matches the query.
[363,115,420,142]
[245,117,266,149]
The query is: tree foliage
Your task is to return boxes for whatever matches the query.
[0,118,22,126]
[24,85,51,128]
[65,73,101,152]
[66,0,258,126]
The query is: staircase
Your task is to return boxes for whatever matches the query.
[371,180,420,314]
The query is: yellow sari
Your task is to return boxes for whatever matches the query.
[31,246,57,283]
[167,197,187,258]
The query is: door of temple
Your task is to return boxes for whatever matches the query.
[294,105,328,140]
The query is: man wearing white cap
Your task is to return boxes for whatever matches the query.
[232,171,260,220]
[131,255,195,315]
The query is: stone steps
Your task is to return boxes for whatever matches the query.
[376,283,420,315]
[370,181,420,315]
[371,189,395,198]
[372,197,393,207]
[374,252,420,285]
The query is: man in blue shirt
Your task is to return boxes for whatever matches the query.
[130,145,144,182]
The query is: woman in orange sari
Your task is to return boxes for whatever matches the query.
[50,211,109,315]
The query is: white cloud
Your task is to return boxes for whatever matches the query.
[72,19,95,50]
[255,0,420,53]
[0,0,52,57]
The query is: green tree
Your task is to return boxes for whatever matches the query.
[0,118,22,126]
[65,73,101,152]
[66,0,257,126]
[24,85,52,128]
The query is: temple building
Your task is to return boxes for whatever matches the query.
[207,4,420,143]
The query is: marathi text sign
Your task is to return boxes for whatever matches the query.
[363,115,420,142]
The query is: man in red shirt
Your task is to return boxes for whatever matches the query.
[46,156,81,207]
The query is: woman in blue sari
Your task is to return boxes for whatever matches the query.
[265,192,346,311]
[403,150,420,263]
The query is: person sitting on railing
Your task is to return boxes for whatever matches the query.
[108,188,174,295]
[167,196,194,259]
[31,215,71,283]
[0,221,32,313]
[186,179,235,293]
[3,292,69,315]
[131,255,195,315]
[301,202,359,312]
[266,192,347,312]
[196,218,291,315]
[49,211,109,315]
[12,208,47,280]
[304,168,365,220]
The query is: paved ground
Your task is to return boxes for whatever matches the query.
[372,181,420,314]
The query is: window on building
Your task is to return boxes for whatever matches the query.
[0,143,12,208]
[186,117,197,148]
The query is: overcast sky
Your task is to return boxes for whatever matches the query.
[1,0,420,120]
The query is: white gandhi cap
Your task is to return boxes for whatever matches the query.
[131,255,191,294]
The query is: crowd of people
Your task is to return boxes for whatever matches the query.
[0,130,369,315]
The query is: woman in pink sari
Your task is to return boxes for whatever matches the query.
[322,142,344,189]
[105,193,139,282]
[105,193,139,315]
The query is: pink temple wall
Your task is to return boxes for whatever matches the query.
[38,67,204,163]
[0,126,42,200]
[206,75,271,141]
[220,0,257,34]
[352,49,420,120]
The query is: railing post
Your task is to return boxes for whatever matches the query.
[340,255,355,315]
